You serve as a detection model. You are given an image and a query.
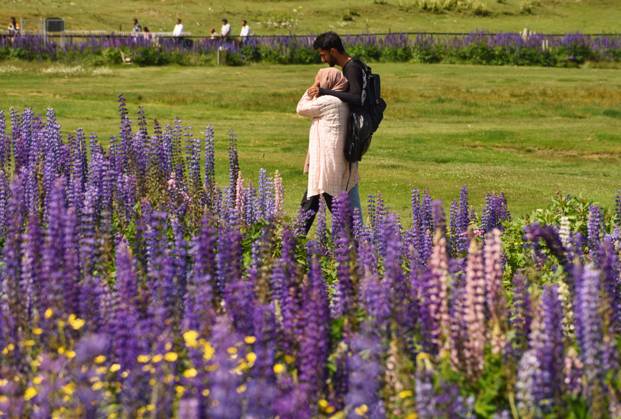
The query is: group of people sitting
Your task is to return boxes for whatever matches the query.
[130,17,251,43]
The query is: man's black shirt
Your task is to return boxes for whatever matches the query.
[318,59,364,108]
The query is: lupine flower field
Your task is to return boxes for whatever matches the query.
[0,97,620,418]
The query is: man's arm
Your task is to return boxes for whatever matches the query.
[318,61,364,107]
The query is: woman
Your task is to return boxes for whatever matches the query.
[296,67,358,234]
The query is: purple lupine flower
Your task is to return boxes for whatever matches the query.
[345,324,386,419]
[422,230,451,355]
[21,213,42,319]
[587,204,602,256]
[415,354,437,419]
[575,265,606,414]
[297,241,331,406]
[0,169,9,239]
[463,239,485,380]
[481,193,510,232]
[615,190,621,227]
[448,200,459,257]
[332,192,355,318]
[516,349,539,418]
[227,130,239,204]
[207,316,243,419]
[110,239,142,368]
[484,229,506,323]
[0,110,8,169]
[598,236,621,333]
[509,272,532,359]
[204,125,216,205]
[188,134,202,192]
[529,285,564,413]
[42,178,67,313]
[456,186,471,254]
[315,196,329,253]
[171,216,189,300]
[63,207,81,315]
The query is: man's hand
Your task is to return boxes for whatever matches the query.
[307,82,320,98]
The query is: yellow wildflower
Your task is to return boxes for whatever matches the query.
[175,386,185,396]
[244,336,257,344]
[96,367,107,375]
[121,371,129,378]
[91,381,104,391]
[398,390,413,399]
[326,406,335,414]
[227,346,238,355]
[65,350,76,359]
[164,342,172,351]
[57,346,65,355]
[94,355,106,364]
[183,330,200,348]
[236,384,247,394]
[149,379,156,386]
[164,352,178,362]
[202,389,210,397]
[273,363,286,374]
[62,383,75,395]
[246,352,257,364]
[284,355,295,364]
[23,339,36,347]
[318,399,329,409]
[137,354,150,363]
[32,327,43,335]
[183,368,198,378]
[0,379,8,386]
[354,404,368,416]
[202,341,215,361]
[44,308,54,319]
[24,387,37,401]
[68,314,85,330]
[109,364,121,373]
[152,354,163,363]
[405,413,418,419]
[33,376,44,385]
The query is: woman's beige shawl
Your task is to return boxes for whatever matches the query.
[296,68,358,198]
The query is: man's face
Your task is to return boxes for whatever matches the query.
[318,49,337,67]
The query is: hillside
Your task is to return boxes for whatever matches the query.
[2,0,620,35]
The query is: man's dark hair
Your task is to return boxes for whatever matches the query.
[242,19,247,25]
[313,31,345,53]
[222,18,228,24]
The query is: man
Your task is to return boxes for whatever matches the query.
[221,18,231,40]
[239,19,251,43]
[308,31,364,215]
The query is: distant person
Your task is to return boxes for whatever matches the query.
[308,31,365,215]
[239,19,251,43]
[173,18,184,37]
[297,67,358,234]
[210,28,217,40]
[132,18,142,34]
[7,17,20,36]
[220,18,231,40]
[143,26,152,41]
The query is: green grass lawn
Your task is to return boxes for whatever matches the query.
[2,0,620,35]
[1,61,620,220]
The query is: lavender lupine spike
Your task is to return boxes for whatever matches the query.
[516,349,539,418]
[448,200,459,257]
[587,204,602,256]
[227,129,239,204]
[188,135,202,192]
[509,272,532,359]
[111,239,142,369]
[204,125,216,205]
[332,192,356,318]
[528,285,565,413]
[298,241,331,406]
[273,170,284,219]
[481,193,510,232]
[484,229,507,354]
[0,169,8,237]
[523,223,575,289]
[616,190,621,227]
[345,324,386,419]
[21,213,42,319]
[425,230,451,356]
[575,265,607,415]
[598,236,621,333]
[79,185,98,278]
[0,110,7,169]
[42,178,67,313]
[456,186,470,254]
[63,207,81,316]
[463,239,485,380]
[207,316,243,419]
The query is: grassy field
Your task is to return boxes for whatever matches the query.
[0,61,620,220]
[2,0,621,35]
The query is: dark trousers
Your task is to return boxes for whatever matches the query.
[300,190,333,234]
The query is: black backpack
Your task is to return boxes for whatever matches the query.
[345,59,387,163]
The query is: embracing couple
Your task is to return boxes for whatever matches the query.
[296,32,365,234]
